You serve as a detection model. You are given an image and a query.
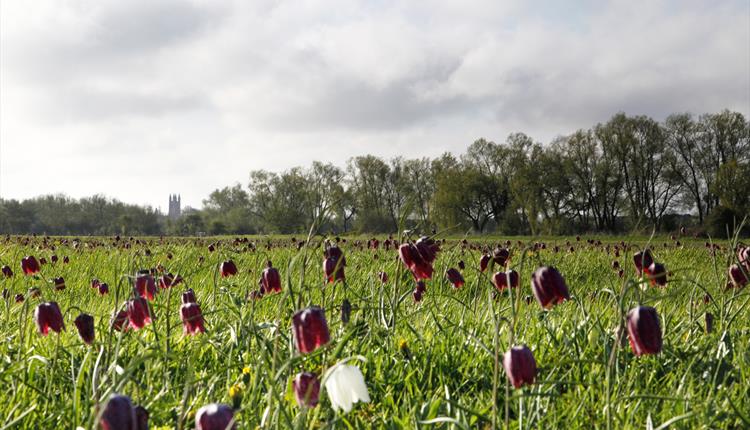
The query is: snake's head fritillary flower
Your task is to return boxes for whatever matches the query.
[195,403,235,430]
[633,250,654,276]
[21,256,40,275]
[126,298,151,330]
[135,271,157,301]
[479,254,491,272]
[503,345,537,389]
[180,302,206,335]
[626,306,662,356]
[445,268,464,289]
[99,394,136,430]
[34,302,65,335]
[293,372,321,408]
[325,364,370,413]
[220,260,238,277]
[292,306,330,354]
[261,261,282,293]
[74,313,95,344]
[531,266,570,309]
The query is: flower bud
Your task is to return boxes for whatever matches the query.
[196,403,235,430]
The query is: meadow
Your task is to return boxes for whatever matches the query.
[1,233,748,429]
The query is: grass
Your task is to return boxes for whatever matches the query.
[0,234,748,429]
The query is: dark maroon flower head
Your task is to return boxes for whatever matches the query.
[445,268,464,289]
[63,256,70,264]
[415,280,427,293]
[91,278,101,289]
[99,283,110,295]
[323,244,345,263]
[196,403,235,430]
[135,272,157,301]
[457,260,465,270]
[633,250,654,276]
[728,264,748,287]
[134,405,149,430]
[738,246,750,269]
[611,261,620,270]
[323,257,345,284]
[74,313,95,344]
[626,306,662,356]
[220,260,238,277]
[53,276,66,291]
[492,247,510,268]
[158,274,174,289]
[1,265,12,278]
[647,262,668,287]
[127,297,151,330]
[293,372,321,408]
[180,302,206,335]
[260,261,282,293]
[415,236,440,264]
[492,270,520,291]
[292,306,330,354]
[503,345,537,388]
[50,254,58,264]
[34,302,65,335]
[399,243,434,280]
[100,394,136,430]
[479,254,491,272]
[531,266,570,309]
[21,256,41,275]
[182,288,197,304]
[412,289,423,302]
[15,294,24,303]
[111,310,128,332]
[377,271,388,284]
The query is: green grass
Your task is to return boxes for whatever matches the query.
[0,234,748,429]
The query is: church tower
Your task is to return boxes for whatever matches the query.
[168,194,181,220]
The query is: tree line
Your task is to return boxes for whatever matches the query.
[1,110,747,237]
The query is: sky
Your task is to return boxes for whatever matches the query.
[1,0,748,212]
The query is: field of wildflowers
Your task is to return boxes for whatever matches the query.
[1,233,749,429]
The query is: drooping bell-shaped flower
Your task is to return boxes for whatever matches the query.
[260,261,282,293]
[292,306,330,354]
[34,302,65,335]
[647,262,667,287]
[445,268,464,289]
[195,403,235,430]
[531,266,570,309]
[180,302,206,335]
[135,271,157,301]
[99,394,136,430]
[492,270,520,291]
[503,345,537,389]
[126,297,151,330]
[626,306,662,356]
[293,372,321,408]
[324,364,370,413]
[74,313,95,344]
[21,256,41,275]
[220,260,238,277]
[633,250,654,276]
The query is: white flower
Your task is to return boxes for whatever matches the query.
[324,364,370,413]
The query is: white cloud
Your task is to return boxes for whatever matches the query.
[1,0,747,210]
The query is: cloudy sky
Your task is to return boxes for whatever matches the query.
[1,0,748,211]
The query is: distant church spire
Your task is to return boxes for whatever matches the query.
[168,194,182,220]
